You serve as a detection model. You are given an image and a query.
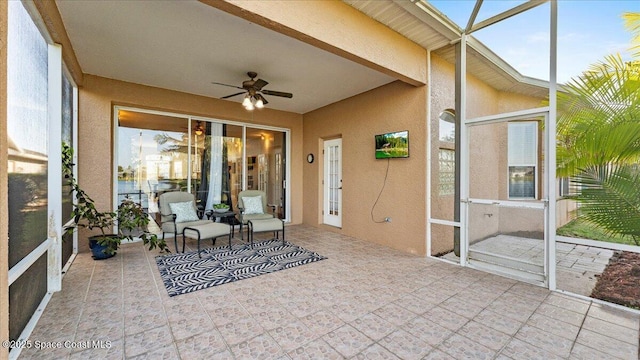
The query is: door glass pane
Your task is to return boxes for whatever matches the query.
[245,128,286,217]
[224,125,243,213]
[328,145,339,215]
[195,123,243,213]
[61,71,74,266]
[117,110,188,215]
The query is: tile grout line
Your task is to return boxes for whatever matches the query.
[120,245,128,359]
[139,244,180,359]
[568,300,592,357]
[492,282,552,359]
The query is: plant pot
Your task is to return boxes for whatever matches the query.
[89,235,117,260]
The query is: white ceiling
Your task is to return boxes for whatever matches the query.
[55,0,397,114]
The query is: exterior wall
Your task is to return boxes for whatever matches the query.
[557,198,577,227]
[78,75,303,253]
[303,81,428,255]
[0,1,8,358]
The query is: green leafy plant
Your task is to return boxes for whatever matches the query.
[62,142,169,256]
[555,13,640,246]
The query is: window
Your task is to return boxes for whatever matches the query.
[439,149,455,195]
[439,119,455,142]
[508,122,537,199]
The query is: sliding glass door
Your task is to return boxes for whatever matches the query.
[246,128,286,218]
[116,108,289,222]
[117,111,189,215]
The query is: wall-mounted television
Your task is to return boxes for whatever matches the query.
[375,130,409,159]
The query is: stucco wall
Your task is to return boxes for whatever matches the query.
[303,81,427,255]
[78,75,303,253]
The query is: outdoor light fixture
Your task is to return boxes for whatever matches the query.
[439,108,456,123]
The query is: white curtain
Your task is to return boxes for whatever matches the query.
[205,123,223,210]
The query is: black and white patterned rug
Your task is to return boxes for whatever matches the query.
[156,239,327,297]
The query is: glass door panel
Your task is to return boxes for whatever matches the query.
[245,128,286,218]
[194,122,243,212]
[117,110,189,215]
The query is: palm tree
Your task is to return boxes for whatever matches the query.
[557,13,640,245]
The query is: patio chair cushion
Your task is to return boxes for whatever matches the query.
[239,213,274,224]
[242,196,264,215]
[169,201,199,223]
[162,219,211,234]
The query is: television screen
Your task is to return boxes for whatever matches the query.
[375,130,409,159]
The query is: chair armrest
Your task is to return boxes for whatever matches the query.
[204,210,213,220]
[238,206,245,214]
[267,204,277,217]
[159,212,177,222]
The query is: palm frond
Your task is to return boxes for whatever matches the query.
[570,166,640,239]
[623,12,640,57]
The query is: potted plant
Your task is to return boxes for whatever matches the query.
[62,143,169,259]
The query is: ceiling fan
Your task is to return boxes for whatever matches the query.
[212,71,293,110]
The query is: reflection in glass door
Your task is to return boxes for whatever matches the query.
[245,127,287,218]
[117,110,288,222]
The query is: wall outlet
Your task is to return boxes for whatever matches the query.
[384,217,392,223]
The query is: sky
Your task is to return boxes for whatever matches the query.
[429,0,639,84]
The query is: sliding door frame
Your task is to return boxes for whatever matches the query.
[113,106,292,223]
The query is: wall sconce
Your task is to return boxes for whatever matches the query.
[439,108,456,123]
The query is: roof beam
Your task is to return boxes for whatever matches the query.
[467,0,548,35]
[203,0,427,86]
[464,0,483,34]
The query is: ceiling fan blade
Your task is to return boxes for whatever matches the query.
[221,91,246,99]
[211,81,244,90]
[253,79,268,90]
[261,89,293,98]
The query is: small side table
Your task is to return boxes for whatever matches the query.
[208,210,237,237]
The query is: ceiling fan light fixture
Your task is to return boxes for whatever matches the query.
[255,97,264,109]
[242,95,252,108]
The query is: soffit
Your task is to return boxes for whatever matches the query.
[55,0,396,114]
[343,0,550,98]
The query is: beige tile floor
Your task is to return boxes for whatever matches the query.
[18,225,640,359]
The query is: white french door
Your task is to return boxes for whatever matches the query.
[323,138,342,227]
